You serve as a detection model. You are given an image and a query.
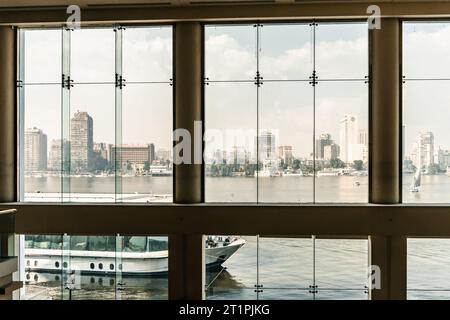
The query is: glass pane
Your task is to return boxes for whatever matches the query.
[258,289,313,300]
[205,25,256,81]
[259,237,313,290]
[22,235,63,300]
[315,290,368,300]
[315,238,368,291]
[403,22,450,79]
[402,81,450,203]
[71,28,115,83]
[260,24,312,81]
[258,81,313,203]
[315,81,369,203]
[315,23,368,80]
[408,238,450,299]
[23,85,61,202]
[23,29,61,84]
[119,236,169,300]
[69,84,116,202]
[121,83,173,202]
[205,82,257,202]
[205,236,256,300]
[123,27,173,83]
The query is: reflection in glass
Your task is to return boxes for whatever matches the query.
[22,235,168,300]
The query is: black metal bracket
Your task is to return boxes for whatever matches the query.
[170,78,174,87]
[308,285,318,294]
[113,26,126,32]
[365,75,370,84]
[16,80,23,88]
[115,73,126,89]
[254,284,264,293]
[204,77,210,86]
[62,74,74,90]
[254,71,263,87]
[309,70,318,86]
[402,75,406,84]
[253,23,263,28]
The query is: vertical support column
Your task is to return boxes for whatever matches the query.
[369,235,407,300]
[169,22,204,300]
[0,26,16,203]
[369,19,406,300]
[370,18,400,204]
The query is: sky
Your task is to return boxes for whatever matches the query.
[23,22,449,160]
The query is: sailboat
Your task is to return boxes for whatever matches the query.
[411,165,421,193]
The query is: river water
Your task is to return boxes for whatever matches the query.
[22,174,450,300]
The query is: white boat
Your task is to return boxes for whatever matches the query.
[24,235,245,277]
[411,166,421,193]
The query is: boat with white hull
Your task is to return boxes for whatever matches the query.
[24,236,245,277]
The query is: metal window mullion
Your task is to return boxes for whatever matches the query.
[114,26,124,204]
[17,29,25,202]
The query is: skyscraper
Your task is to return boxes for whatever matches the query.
[339,114,359,163]
[24,127,47,172]
[48,139,70,171]
[324,144,340,161]
[278,145,293,166]
[315,133,333,159]
[418,131,435,168]
[71,111,94,171]
[255,131,276,162]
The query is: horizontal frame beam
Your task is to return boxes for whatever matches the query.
[4,2,450,26]
[3,203,450,236]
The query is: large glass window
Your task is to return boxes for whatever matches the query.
[403,22,450,203]
[205,235,369,300]
[204,22,368,203]
[19,26,173,203]
[21,234,168,300]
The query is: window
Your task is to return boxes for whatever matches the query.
[204,22,368,203]
[21,234,168,300]
[19,26,173,203]
[403,22,450,203]
[205,235,368,300]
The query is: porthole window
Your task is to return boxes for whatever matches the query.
[26,260,30,267]
[98,263,103,270]
[55,261,60,268]
[63,262,68,268]
[34,260,38,267]
[90,263,95,270]
[109,263,114,270]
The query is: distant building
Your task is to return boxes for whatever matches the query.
[71,111,94,171]
[156,148,172,163]
[48,139,70,171]
[412,131,434,169]
[438,148,450,171]
[109,144,155,170]
[339,114,359,163]
[229,146,249,165]
[315,134,333,159]
[278,145,293,166]
[255,131,276,162]
[25,127,47,172]
[323,143,340,161]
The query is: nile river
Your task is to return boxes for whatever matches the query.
[21,174,450,300]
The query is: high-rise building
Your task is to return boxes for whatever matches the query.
[255,131,276,162]
[278,145,293,166]
[315,133,333,159]
[339,114,359,163]
[48,139,70,171]
[229,146,248,165]
[438,148,450,171]
[324,144,340,161]
[419,131,434,168]
[109,144,156,170]
[71,111,94,171]
[25,127,47,172]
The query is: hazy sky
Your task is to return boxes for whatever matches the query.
[29,23,445,159]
